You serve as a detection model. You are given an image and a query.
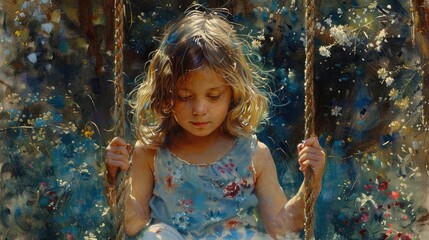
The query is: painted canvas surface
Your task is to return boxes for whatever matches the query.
[0,0,428,239]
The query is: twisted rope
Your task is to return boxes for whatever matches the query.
[303,0,316,239]
[113,0,127,239]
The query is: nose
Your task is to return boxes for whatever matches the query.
[192,99,207,116]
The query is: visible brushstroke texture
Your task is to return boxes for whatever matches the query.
[0,0,428,239]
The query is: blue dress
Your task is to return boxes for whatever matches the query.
[131,135,268,239]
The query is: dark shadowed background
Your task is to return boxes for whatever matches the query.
[0,0,428,239]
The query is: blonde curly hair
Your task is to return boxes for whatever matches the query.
[132,6,268,148]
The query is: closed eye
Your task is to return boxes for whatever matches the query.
[208,95,221,100]
[178,95,192,101]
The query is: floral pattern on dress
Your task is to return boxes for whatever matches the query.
[223,181,240,199]
[149,135,261,238]
[171,211,191,230]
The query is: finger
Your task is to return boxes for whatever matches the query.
[298,146,324,157]
[299,159,324,174]
[299,159,324,173]
[109,137,128,147]
[105,152,130,165]
[303,136,321,149]
[106,157,130,173]
[106,145,130,158]
[298,151,325,163]
[297,143,304,153]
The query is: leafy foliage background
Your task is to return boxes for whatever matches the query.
[0,0,428,239]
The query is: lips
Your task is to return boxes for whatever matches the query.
[190,121,209,127]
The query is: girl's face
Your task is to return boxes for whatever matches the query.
[172,65,232,139]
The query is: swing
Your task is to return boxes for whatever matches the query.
[112,0,127,239]
[110,1,317,239]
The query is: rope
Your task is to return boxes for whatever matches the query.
[114,0,125,139]
[113,0,127,239]
[303,0,316,239]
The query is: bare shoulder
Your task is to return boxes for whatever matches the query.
[132,140,157,172]
[252,139,276,177]
[253,140,271,159]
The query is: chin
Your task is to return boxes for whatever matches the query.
[188,131,213,137]
[182,128,217,138]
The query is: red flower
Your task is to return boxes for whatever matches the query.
[379,181,388,191]
[226,219,240,229]
[391,190,400,200]
[364,184,374,191]
[361,213,369,222]
[224,181,240,199]
[394,233,402,240]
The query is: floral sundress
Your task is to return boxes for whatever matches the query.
[139,135,268,239]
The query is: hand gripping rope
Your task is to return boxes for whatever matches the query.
[303,0,317,239]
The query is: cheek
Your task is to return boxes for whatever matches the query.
[172,102,187,114]
[217,100,232,117]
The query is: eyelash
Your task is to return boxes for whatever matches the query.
[177,95,221,101]
[208,95,221,100]
[178,96,191,101]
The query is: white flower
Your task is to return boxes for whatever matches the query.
[384,76,394,86]
[319,45,332,57]
[331,106,342,116]
[324,17,333,27]
[329,25,353,46]
[374,29,387,51]
[375,29,387,41]
[377,68,388,79]
[388,88,399,100]
[368,1,377,9]
[356,193,377,208]
[84,231,97,240]
[256,34,265,41]
[70,123,77,132]
[251,39,262,49]
[394,97,410,110]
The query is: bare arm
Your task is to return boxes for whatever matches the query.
[104,137,132,211]
[254,137,325,239]
[104,138,155,236]
[254,141,302,237]
[124,141,155,236]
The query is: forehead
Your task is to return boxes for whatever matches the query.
[179,66,228,89]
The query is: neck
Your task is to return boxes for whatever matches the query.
[168,128,236,165]
[170,128,232,153]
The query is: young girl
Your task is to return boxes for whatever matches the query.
[105,6,325,240]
